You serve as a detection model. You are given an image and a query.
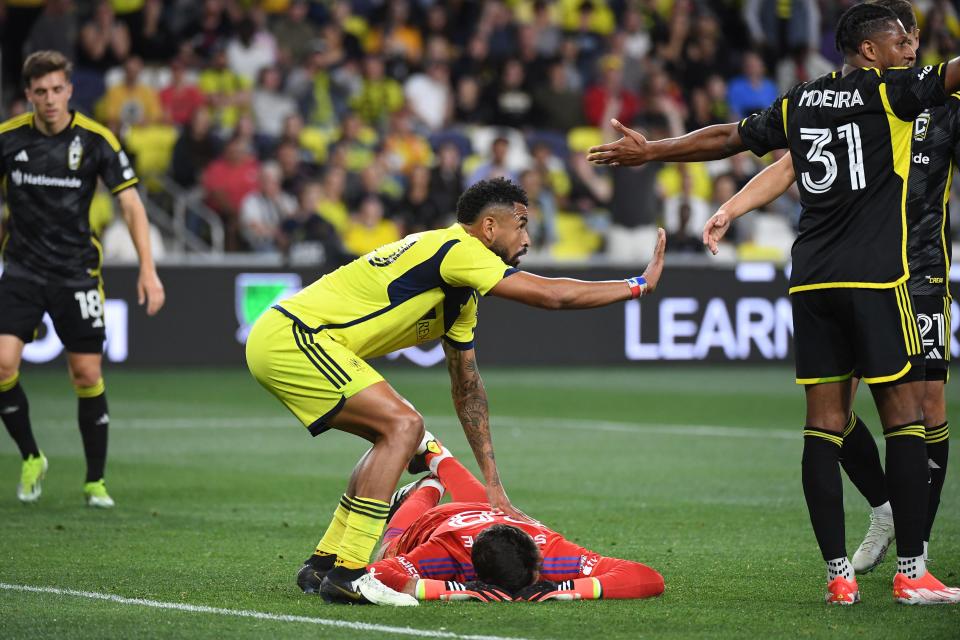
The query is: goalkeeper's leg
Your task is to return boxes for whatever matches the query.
[410,431,487,502]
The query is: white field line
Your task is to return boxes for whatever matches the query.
[51,415,798,440]
[0,583,535,640]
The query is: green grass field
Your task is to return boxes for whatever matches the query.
[1,365,958,639]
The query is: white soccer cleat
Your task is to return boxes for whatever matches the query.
[355,572,418,607]
[852,505,894,574]
[894,571,960,605]
[320,568,418,606]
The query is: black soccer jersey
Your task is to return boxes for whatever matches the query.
[904,95,959,297]
[739,65,947,293]
[0,111,139,286]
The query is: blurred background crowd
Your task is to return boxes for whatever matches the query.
[1,0,959,266]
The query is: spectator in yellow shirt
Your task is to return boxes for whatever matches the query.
[342,195,401,256]
[99,55,161,131]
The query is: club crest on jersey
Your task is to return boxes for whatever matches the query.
[914,112,931,141]
[68,135,83,170]
[798,88,863,108]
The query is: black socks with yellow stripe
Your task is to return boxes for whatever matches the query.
[802,427,846,560]
[77,379,109,483]
[0,374,39,459]
[924,422,949,542]
[839,412,888,508]
[884,423,928,558]
[314,494,390,570]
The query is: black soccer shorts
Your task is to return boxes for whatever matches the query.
[914,294,952,381]
[0,274,106,353]
[792,283,925,386]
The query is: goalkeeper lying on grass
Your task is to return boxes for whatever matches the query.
[299,433,665,603]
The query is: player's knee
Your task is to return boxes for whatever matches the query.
[69,367,102,389]
[806,411,847,432]
[387,411,424,453]
[0,362,19,383]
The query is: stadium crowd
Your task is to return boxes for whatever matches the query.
[2,0,959,263]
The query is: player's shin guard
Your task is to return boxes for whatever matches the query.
[335,496,390,570]
[0,374,39,459]
[314,495,353,558]
[76,380,108,483]
[883,423,928,558]
[924,422,949,543]
[802,427,846,560]
[840,412,888,508]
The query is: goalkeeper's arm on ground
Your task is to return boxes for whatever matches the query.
[371,550,663,601]
[521,556,665,601]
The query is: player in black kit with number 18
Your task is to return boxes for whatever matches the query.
[0,51,165,507]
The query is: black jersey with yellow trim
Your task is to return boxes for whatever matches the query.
[904,94,959,297]
[0,110,139,286]
[739,65,948,294]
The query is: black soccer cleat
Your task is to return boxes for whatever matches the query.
[319,566,418,606]
[297,554,335,594]
[319,566,370,604]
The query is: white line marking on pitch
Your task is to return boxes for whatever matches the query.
[0,583,535,640]
[87,415,798,440]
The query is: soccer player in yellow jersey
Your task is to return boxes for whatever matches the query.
[246,178,666,606]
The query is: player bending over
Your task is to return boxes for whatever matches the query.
[246,178,666,606]
[297,433,665,603]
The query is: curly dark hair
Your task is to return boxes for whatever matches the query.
[867,0,917,33]
[471,524,540,593]
[835,3,900,55]
[456,178,529,224]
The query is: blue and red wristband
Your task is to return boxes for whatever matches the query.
[625,276,647,299]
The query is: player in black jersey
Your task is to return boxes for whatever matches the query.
[0,51,165,507]
[698,0,952,582]
[588,4,960,604]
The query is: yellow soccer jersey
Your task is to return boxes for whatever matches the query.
[274,223,517,358]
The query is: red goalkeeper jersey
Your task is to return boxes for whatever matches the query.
[369,501,663,599]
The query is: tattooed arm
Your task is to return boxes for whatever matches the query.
[443,341,525,520]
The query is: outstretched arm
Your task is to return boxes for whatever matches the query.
[515,556,665,601]
[489,228,666,308]
[443,341,524,522]
[703,153,796,255]
[587,119,746,166]
[116,187,165,315]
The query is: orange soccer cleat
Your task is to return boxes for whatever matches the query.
[825,576,860,605]
[893,571,960,605]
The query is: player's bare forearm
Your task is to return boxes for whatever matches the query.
[490,229,666,308]
[588,121,745,166]
[644,124,747,162]
[117,187,165,314]
[443,343,499,486]
[703,154,795,255]
[726,153,795,216]
[492,272,631,309]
